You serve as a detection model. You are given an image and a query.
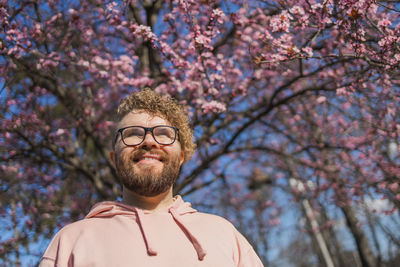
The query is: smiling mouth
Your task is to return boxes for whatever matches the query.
[133,155,163,163]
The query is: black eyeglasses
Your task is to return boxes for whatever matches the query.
[114,125,179,147]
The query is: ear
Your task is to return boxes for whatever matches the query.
[110,150,115,165]
[180,151,184,165]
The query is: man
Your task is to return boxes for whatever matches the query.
[39,89,263,267]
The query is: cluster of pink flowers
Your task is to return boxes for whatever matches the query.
[200,100,226,114]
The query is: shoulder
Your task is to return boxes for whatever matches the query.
[194,212,256,245]
[47,215,114,247]
[196,212,235,226]
[46,218,90,245]
[186,211,244,241]
[189,211,235,227]
[40,217,113,262]
[192,213,263,266]
[40,220,88,264]
[187,212,263,265]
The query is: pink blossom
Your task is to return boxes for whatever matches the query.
[194,34,212,49]
[106,2,118,12]
[289,5,305,16]
[211,8,226,24]
[270,11,292,33]
[93,56,109,68]
[68,9,78,16]
[55,129,65,136]
[378,182,387,189]
[388,183,399,192]
[316,96,327,103]
[7,99,16,106]
[336,87,349,96]
[377,18,391,29]
[201,100,226,113]
[25,219,33,228]
[47,13,62,25]
[98,70,109,78]
[311,3,323,10]
[78,59,90,68]
[267,218,280,226]
[114,55,134,73]
[302,47,313,57]
[131,24,156,42]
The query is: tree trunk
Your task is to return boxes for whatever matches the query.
[341,204,376,267]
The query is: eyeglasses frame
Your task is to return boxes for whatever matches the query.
[113,125,179,147]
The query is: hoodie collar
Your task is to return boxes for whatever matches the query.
[85,195,206,261]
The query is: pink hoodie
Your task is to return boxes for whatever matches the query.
[39,196,263,267]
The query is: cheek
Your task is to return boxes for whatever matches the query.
[166,146,183,161]
[115,148,134,163]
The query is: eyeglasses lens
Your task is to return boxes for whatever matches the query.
[122,126,176,145]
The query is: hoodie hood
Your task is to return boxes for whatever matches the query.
[85,196,206,260]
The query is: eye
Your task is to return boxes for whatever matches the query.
[123,127,144,138]
[155,127,174,138]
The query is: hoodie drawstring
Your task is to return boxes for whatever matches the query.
[135,209,158,256]
[169,208,207,261]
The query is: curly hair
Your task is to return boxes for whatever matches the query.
[115,89,196,162]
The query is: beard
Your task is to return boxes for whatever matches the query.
[115,148,181,197]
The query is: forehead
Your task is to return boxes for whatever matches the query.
[118,110,170,128]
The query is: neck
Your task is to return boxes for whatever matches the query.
[122,187,174,211]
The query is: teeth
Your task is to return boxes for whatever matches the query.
[140,157,160,161]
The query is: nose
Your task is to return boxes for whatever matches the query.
[140,131,159,149]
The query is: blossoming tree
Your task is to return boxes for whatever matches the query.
[1,0,399,265]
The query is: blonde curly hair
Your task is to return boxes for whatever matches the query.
[115,89,196,162]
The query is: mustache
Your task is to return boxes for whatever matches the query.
[129,149,167,161]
